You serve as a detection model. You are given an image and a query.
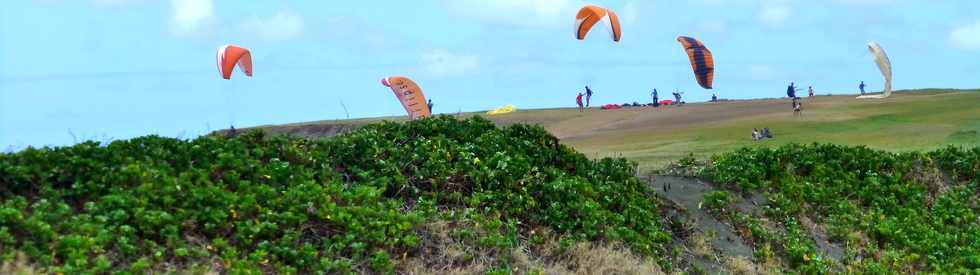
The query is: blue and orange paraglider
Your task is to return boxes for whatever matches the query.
[676,36,714,89]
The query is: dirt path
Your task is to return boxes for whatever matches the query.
[648,176,755,273]
[649,175,847,273]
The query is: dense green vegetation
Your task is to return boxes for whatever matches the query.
[3,112,978,274]
[707,143,980,273]
[0,116,670,274]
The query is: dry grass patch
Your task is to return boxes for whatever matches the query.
[724,256,757,275]
[688,231,715,259]
[1,253,39,275]
[400,221,665,275]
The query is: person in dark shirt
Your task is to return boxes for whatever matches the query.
[427,99,433,113]
[651,89,659,106]
[585,86,594,107]
[859,81,866,95]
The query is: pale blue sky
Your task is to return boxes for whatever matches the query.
[2,0,979,149]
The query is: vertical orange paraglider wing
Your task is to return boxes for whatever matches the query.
[605,9,622,42]
[381,76,430,120]
[677,36,714,89]
[217,44,253,80]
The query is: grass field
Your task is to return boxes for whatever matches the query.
[249,89,979,171]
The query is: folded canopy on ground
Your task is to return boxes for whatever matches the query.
[574,5,621,42]
[217,45,252,80]
[857,41,892,99]
[487,104,517,115]
[381,76,431,120]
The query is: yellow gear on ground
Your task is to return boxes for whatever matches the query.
[487,104,517,115]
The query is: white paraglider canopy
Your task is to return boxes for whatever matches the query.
[857,41,892,99]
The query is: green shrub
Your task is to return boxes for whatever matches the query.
[708,143,980,273]
[701,191,731,215]
[0,115,671,273]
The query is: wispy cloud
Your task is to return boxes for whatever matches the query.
[758,1,791,27]
[420,49,479,77]
[93,0,139,8]
[441,0,583,28]
[322,17,395,52]
[171,0,213,35]
[950,20,980,50]
[240,10,304,41]
[620,1,638,25]
[746,64,778,80]
[831,0,896,5]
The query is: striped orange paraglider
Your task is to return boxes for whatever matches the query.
[676,36,714,89]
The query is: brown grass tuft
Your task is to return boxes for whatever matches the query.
[400,221,664,275]
[724,256,757,275]
[1,252,39,275]
[689,231,714,259]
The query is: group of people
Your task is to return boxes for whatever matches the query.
[752,127,773,140]
[785,81,868,115]
[787,82,810,115]
[578,79,871,114]
[575,86,595,112]
[650,89,685,106]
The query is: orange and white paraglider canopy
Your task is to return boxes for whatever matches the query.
[216,44,253,79]
[575,5,621,42]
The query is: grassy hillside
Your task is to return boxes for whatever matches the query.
[250,89,979,171]
[574,89,980,171]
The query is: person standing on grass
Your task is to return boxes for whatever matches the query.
[787,82,801,111]
[651,89,659,107]
[576,93,585,112]
[585,86,594,107]
[712,93,718,102]
[859,81,867,95]
[808,86,814,97]
[787,82,799,98]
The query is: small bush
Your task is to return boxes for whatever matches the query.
[702,191,731,215]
